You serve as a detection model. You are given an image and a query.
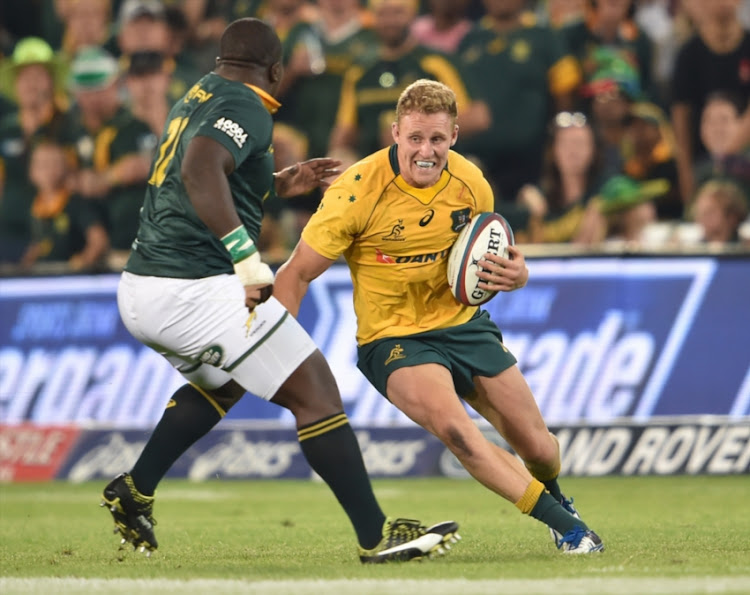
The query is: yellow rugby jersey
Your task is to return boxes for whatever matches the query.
[302,145,494,346]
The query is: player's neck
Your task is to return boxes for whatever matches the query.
[215,64,270,93]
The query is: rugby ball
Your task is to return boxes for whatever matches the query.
[447,212,514,306]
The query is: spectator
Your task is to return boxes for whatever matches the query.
[114,0,171,57]
[580,54,641,178]
[671,0,750,203]
[622,101,681,219]
[562,0,656,102]
[163,5,204,104]
[330,0,489,165]
[542,0,586,28]
[690,179,750,244]
[695,91,750,201]
[61,0,112,58]
[123,50,172,136]
[517,110,603,243]
[458,0,581,201]
[20,140,108,271]
[0,36,73,263]
[282,0,378,160]
[67,46,156,269]
[578,173,669,244]
[411,0,474,54]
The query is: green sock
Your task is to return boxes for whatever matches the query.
[298,412,386,549]
[530,491,589,536]
[130,384,223,496]
[542,477,564,502]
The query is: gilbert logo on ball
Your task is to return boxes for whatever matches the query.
[447,212,514,306]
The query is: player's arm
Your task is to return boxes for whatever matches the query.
[182,135,273,307]
[274,238,336,317]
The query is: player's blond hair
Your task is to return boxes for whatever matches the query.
[395,79,458,123]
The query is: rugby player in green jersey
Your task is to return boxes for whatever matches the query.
[101,18,459,563]
[276,79,605,554]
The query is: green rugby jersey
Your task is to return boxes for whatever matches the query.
[336,45,473,157]
[457,16,580,155]
[126,73,278,278]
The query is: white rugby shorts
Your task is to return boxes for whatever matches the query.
[117,271,317,399]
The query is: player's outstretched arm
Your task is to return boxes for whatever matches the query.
[274,239,336,317]
[476,245,529,292]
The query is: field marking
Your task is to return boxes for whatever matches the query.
[2,576,750,595]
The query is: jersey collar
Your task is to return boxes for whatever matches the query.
[244,84,282,114]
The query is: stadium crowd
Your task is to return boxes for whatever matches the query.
[1,0,749,274]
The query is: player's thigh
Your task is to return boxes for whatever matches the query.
[387,364,476,437]
[473,365,552,460]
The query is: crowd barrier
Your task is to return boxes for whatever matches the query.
[2,254,748,480]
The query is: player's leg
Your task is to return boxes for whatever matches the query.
[231,307,459,563]
[471,366,603,552]
[386,363,533,501]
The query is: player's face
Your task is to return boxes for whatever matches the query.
[392,110,458,188]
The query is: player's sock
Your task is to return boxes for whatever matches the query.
[130,383,224,496]
[298,412,386,549]
[541,477,564,502]
[515,479,589,536]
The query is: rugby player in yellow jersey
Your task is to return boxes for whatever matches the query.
[275,79,605,554]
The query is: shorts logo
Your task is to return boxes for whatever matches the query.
[450,208,471,232]
[214,117,248,148]
[382,219,406,241]
[245,311,257,338]
[199,345,224,366]
[385,344,406,365]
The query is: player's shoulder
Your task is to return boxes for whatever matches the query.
[446,150,487,183]
[332,146,396,195]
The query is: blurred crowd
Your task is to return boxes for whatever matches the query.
[1,0,749,274]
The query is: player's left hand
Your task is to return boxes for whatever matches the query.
[274,158,341,198]
[476,245,529,292]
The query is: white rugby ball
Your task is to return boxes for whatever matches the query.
[447,212,514,306]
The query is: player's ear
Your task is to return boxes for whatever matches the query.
[451,124,458,147]
[270,61,283,84]
[391,121,400,144]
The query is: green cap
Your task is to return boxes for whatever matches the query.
[597,175,670,214]
[0,37,65,100]
[581,48,642,101]
[69,46,119,91]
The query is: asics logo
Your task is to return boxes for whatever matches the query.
[419,209,435,227]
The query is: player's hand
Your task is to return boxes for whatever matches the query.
[476,245,529,292]
[274,158,341,197]
[244,284,273,310]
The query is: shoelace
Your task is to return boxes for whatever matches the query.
[387,519,425,544]
[557,525,586,550]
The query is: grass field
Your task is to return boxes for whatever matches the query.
[1,476,749,594]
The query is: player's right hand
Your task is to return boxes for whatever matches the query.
[233,250,274,287]
[244,284,273,310]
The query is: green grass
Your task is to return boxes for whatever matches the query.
[1,476,749,593]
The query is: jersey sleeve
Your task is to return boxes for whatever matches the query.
[193,97,273,168]
[301,173,372,260]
